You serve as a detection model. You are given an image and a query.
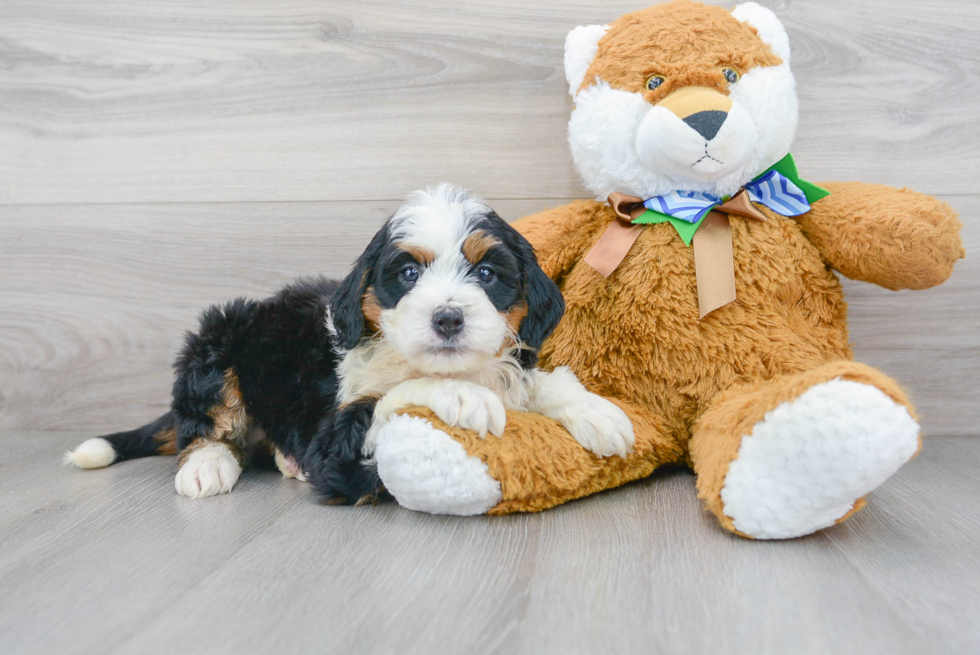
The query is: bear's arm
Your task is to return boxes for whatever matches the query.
[512,200,608,281]
[794,181,964,290]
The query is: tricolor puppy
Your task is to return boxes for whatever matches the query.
[65,185,634,504]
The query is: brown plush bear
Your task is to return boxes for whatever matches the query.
[370,1,964,538]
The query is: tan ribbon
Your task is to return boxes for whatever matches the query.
[584,190,767,318]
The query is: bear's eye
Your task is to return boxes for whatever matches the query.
[646,75,666,91]
[723,68,740,85]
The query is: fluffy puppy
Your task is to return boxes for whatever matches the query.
[65,184,634,504]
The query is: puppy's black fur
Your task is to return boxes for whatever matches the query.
[90,208,564,505]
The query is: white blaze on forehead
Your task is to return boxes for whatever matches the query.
[389,183,492,258]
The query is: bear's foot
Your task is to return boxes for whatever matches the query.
[718,379,919,539]
[374,414,502,516]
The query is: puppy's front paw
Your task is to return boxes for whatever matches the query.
[175,444,242,498]
[431,383,507,438]
[560,395,635,458]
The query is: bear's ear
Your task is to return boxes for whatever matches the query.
[564,24,610,97]
[732,3,791,63]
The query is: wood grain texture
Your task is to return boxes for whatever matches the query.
[1,0,979,203]
[1,196,975,436]
[0,198,557,431]
[0,432,977,655]
[1,3,976,654]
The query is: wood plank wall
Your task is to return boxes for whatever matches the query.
[1,0,977,436]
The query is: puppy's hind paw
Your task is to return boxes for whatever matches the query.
[175,444,242,498]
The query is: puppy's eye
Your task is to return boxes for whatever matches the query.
[723,68,740,85]
[646,75,665,91]
[400,265,420,284]
[476,265,496,284]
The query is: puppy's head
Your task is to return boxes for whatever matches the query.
[331,184,563,373]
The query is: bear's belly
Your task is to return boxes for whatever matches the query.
[539,215,851,438]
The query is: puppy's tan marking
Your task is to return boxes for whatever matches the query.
[177,437,245,467]
[502,302,528,334]
[178,369,250,466]
[496,303,528,356]
[362,286,383,331]
[462,230,501,265]
[154,427,178,456]
[397,243,435,266]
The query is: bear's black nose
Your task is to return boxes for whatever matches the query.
[432,307,465,339]
[683,110,728,141]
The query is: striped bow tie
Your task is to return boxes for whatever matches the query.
[583,153,830,318]
[644,168,812,231]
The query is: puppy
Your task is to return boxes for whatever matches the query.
[65,184,634,503]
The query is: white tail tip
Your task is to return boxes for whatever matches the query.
[64,438,116,469]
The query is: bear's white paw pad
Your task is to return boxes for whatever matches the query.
[431,384,507,438]
[559,395,635,458]
[375,414,502,515]
[721,379,920,539]
[63,437,116,469]
[174,445,243,498]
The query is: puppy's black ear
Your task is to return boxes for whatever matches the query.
[515,232,564,367]
[330,223,389,350]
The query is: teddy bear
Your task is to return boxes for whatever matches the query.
[368,0,964,538]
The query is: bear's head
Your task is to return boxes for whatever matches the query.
[565,1,797,200]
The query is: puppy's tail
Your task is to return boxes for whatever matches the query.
[64,411,178,469]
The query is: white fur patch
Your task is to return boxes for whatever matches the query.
[338,338,528,414]
[732,2,791,63]
[720,379,920,539]
[374,414,502,516]
[635,102,758,186]
[564,24,610,96]
[63,437,115,469]
[174,444,243,498]
[728,62,798,175]
[527,366,634,457]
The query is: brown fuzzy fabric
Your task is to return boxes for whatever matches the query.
[580,1,782,98]
[798,182,964,290]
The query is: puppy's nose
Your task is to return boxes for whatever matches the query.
[683,110,727,141]
[432,307,464,339]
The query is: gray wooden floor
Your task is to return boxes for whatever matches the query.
[0,433,977,655]
[2,0,979,653]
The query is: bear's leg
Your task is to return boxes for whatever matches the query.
[690,361,921,539]
[375,401,681,516]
